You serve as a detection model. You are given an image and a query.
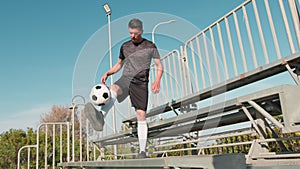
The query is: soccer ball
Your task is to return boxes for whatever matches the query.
[89,84,111,106]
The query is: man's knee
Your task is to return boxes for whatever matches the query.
[110,84,122,95]
[136,109,146,121]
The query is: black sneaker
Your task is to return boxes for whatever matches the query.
[136,151,148,159]
[84,102,104,131]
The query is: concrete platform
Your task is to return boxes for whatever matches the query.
[59,154,246,169]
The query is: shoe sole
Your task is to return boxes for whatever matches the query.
[84,102,104,131]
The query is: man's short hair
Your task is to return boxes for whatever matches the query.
[128,18,143,30]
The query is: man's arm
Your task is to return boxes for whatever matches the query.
[101,59,123,84]
[151,58,163,94]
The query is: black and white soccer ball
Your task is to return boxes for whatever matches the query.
[89,84,111,106]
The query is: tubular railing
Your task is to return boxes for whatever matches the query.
[36,122,70,169]
[183,0,300,96]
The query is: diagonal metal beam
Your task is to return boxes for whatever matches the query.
[241,106,265,139]
[248,101,284,129]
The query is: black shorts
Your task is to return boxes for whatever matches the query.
[114,76,149,111]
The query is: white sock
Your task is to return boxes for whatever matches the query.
[101,89,117,117]
[138,121,148,153]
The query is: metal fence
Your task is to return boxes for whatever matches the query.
[183,0,300,97]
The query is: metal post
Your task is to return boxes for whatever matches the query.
[264,0,281,59]
[241,106,264,138]
[167,56,174,99]
[27,147,30,169]
[195,36,206,89]
[18,145,37,169]
[285,63,300,85]
[217,23,229,79]
[248,101,284,129]
[36,126,39,169]
[242,6,258,68]
[79,110,82,162]
[60,124,62,163]
[225,17,238,76]
[52,124,55,169]
[86,119,89,161]
[45,125,48,169]
[279,0,296,53]
[288,0,300,49]
[72,106,75,162]
[253,0,269,64]
[67,122,70,162]
[190,40,200,91]
[107,12,118,160]
[233,11,247,72]
[209,28,221,83]
[203,32,213,85]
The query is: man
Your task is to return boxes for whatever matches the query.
[85,18,163,159]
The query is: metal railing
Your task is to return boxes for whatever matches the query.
[149,49,186,109]
[182,0,299,96]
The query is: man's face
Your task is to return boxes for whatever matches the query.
[129,27,143,43]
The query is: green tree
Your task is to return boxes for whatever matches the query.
[0,129,27,169]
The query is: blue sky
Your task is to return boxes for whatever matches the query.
[2,0,295,133]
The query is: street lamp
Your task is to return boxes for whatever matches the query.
[103,3,111,16]
[151,20,176,44]
[102,3,117,159]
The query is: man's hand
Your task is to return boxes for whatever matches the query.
[101,73,108,84]
[151,80,160,94]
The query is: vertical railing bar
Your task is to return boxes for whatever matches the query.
[86,120,89,161]
[167,55,174,99]
[36,127,39,169]
[209,28,221,83]
[172,52,179,97]
[177,47,184,97]
[93,131,96,161]
[264,0,282,59]
[189,41,200,91]
[27,147,30,169]
[180,46,188,96]
[71,109,75,162]
[45,125,48,169]
[163,61,169,99]
[196,36,207,89]
[184,45,193,95]
[242,6,258,68]
[225,17,238,76]
[233,11,248,72]
[52,124,55,169]
[184,0,253,45]
[253,0,269,64]
[203,32,214,86]
[60,124,62,163]
[288,0,300,49]
[279,0,296,53]
[67,122,70,162]
[177,55,184,97]
[79,109,82,162]
[217,23,229,79]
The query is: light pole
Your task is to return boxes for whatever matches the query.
[151,20,176,44]
[103,3,118,159]
[151,19,175,121]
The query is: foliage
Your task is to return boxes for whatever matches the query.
[0,105,83,168]
[0,128,36,169]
